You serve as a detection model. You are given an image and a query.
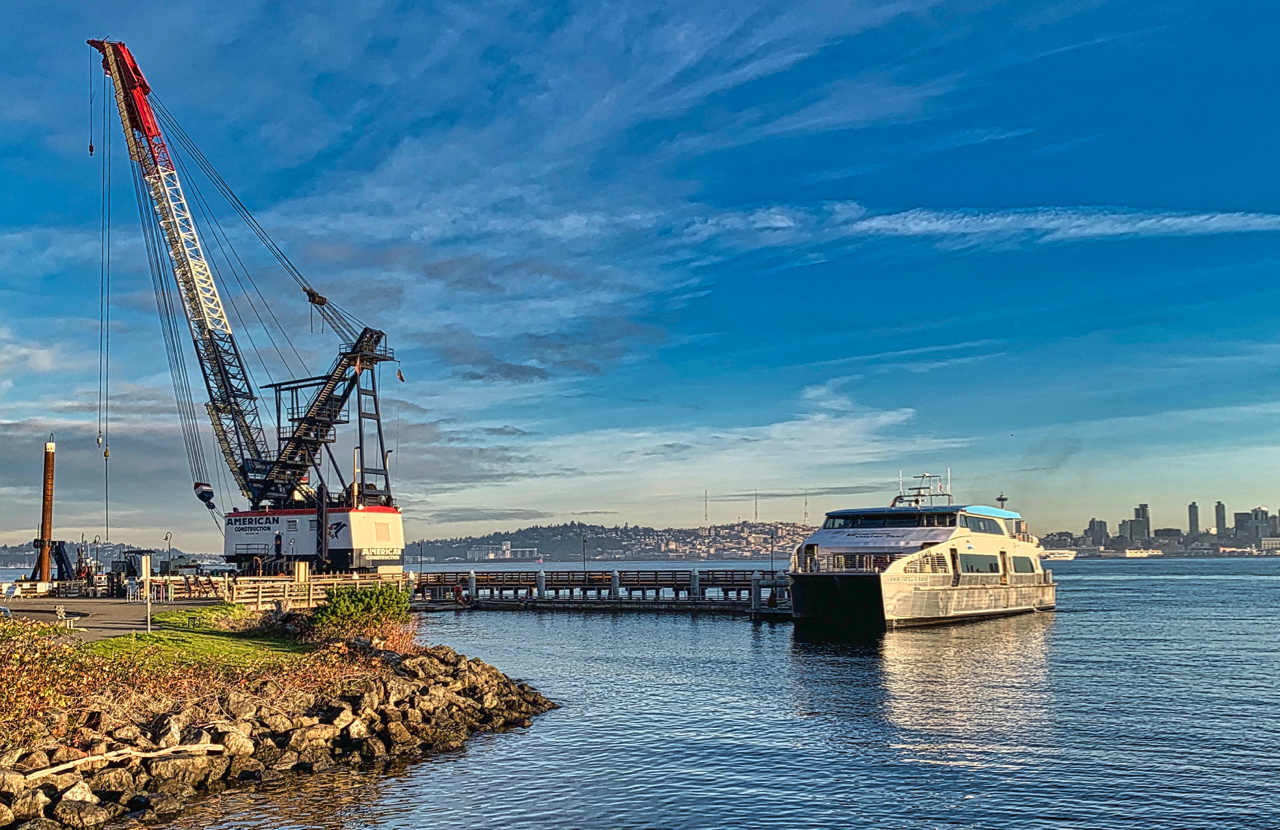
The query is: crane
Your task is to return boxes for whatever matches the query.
[90,39,404,574]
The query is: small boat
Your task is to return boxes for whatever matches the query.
[789,474,1056,631]
[1043,549,1077,561]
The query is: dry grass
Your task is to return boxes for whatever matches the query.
[0,614,415,751]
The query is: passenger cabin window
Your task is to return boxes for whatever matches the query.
[959,553,1001,573]
[1012,556,1036,573]
[961,515,1007,535]
[286,519,298,532]
[822,513,957,529]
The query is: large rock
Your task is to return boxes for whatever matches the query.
[358,737,387,762]
[253,742,284,767]
[0,768,26,795]
[109,725,141,742]
[51,799,112,828]
[11,788,51,820]
[225,756,265,782]
[286,724,339,752]
[259,712,292,734]
[86,767,134,796]
[0,804,13,826]
[384,677,418,706]
[384,722,415,747]
[225,692,257,720]
[399,656,446,680]
[212,729,255,757]
[59,781,99,804]
[151,715,183,749]
[15,818,63,830]
[179,728,212,746]
[144,792,183,816]
[147,754,211,788]
[13,751,49,774]
[50,746,88,766]
[270,751,299,772]
[295,747,333,773]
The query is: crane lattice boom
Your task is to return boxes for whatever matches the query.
[92,40,270,502]
[90,40,404,573]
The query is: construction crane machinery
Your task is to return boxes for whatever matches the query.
[89,39,404,574]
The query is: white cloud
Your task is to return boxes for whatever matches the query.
[836,207,1280,245]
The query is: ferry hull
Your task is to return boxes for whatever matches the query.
[791,573,1055,631]
[790,573,885,632]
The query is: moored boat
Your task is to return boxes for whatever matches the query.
[790,474,1056,631]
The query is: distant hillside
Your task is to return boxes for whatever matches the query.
[413,520,813,562]
[0,541,215,567]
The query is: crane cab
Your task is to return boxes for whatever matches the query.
[223,506,404,575]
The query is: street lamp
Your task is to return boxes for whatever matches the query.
[164,532,173,576]
[582,536,587,573]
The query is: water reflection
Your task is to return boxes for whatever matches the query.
[150,760,429,829]
[789,614,1054,771]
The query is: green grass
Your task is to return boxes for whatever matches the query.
[85,626,311,668]
[152,602,251,631]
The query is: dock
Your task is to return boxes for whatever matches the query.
[412,569,792,619]
[2,568,794,622]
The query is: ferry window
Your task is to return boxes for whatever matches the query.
[884,515,919,527]
[959,553,1001,573]
[963,515,1006,535]
[286,519,298,532]
[924,514,957,527]
[1012,556,1035,573]
[309,520,318,531]
[823,517,854,529]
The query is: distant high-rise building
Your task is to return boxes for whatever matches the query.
[1118,518,1141,543]
[1188,502,1200,536]
[1234,512,1252,537]
[1130,504,1152,541]
[1085,518,1109,546]
[1249,507,1271,542]
[1216,501,1228,535]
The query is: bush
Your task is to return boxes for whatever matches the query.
[312,584,411,639]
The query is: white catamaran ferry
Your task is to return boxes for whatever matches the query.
[790,474,1056,630]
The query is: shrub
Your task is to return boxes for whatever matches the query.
[312,584,411,639]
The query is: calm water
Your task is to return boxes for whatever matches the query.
[157,558,1280,830]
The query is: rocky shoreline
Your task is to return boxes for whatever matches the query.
[1,643,555,829]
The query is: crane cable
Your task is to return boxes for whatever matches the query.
[151,98,366,343]
[97,70,111,543]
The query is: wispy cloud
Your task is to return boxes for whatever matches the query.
[835,206,1280,246]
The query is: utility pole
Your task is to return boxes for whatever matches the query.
[582,536,587,572]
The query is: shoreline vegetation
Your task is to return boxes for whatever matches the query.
[0,586,555,828]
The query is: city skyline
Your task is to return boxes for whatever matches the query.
[5,4,1280,548]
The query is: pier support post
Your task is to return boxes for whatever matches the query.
[690,570,700,602]
[750,571,762,613]
[536,570,546,599]
[611,570,620,599]
[468,570,477,603]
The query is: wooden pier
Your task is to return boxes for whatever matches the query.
[4,568,793,620]
[412,569,792,619]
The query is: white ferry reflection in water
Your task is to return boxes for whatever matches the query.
[789,474,1056,632]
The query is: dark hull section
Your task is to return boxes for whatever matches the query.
[790,573,886,633]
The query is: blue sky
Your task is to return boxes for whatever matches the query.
[2,0,1280,550]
